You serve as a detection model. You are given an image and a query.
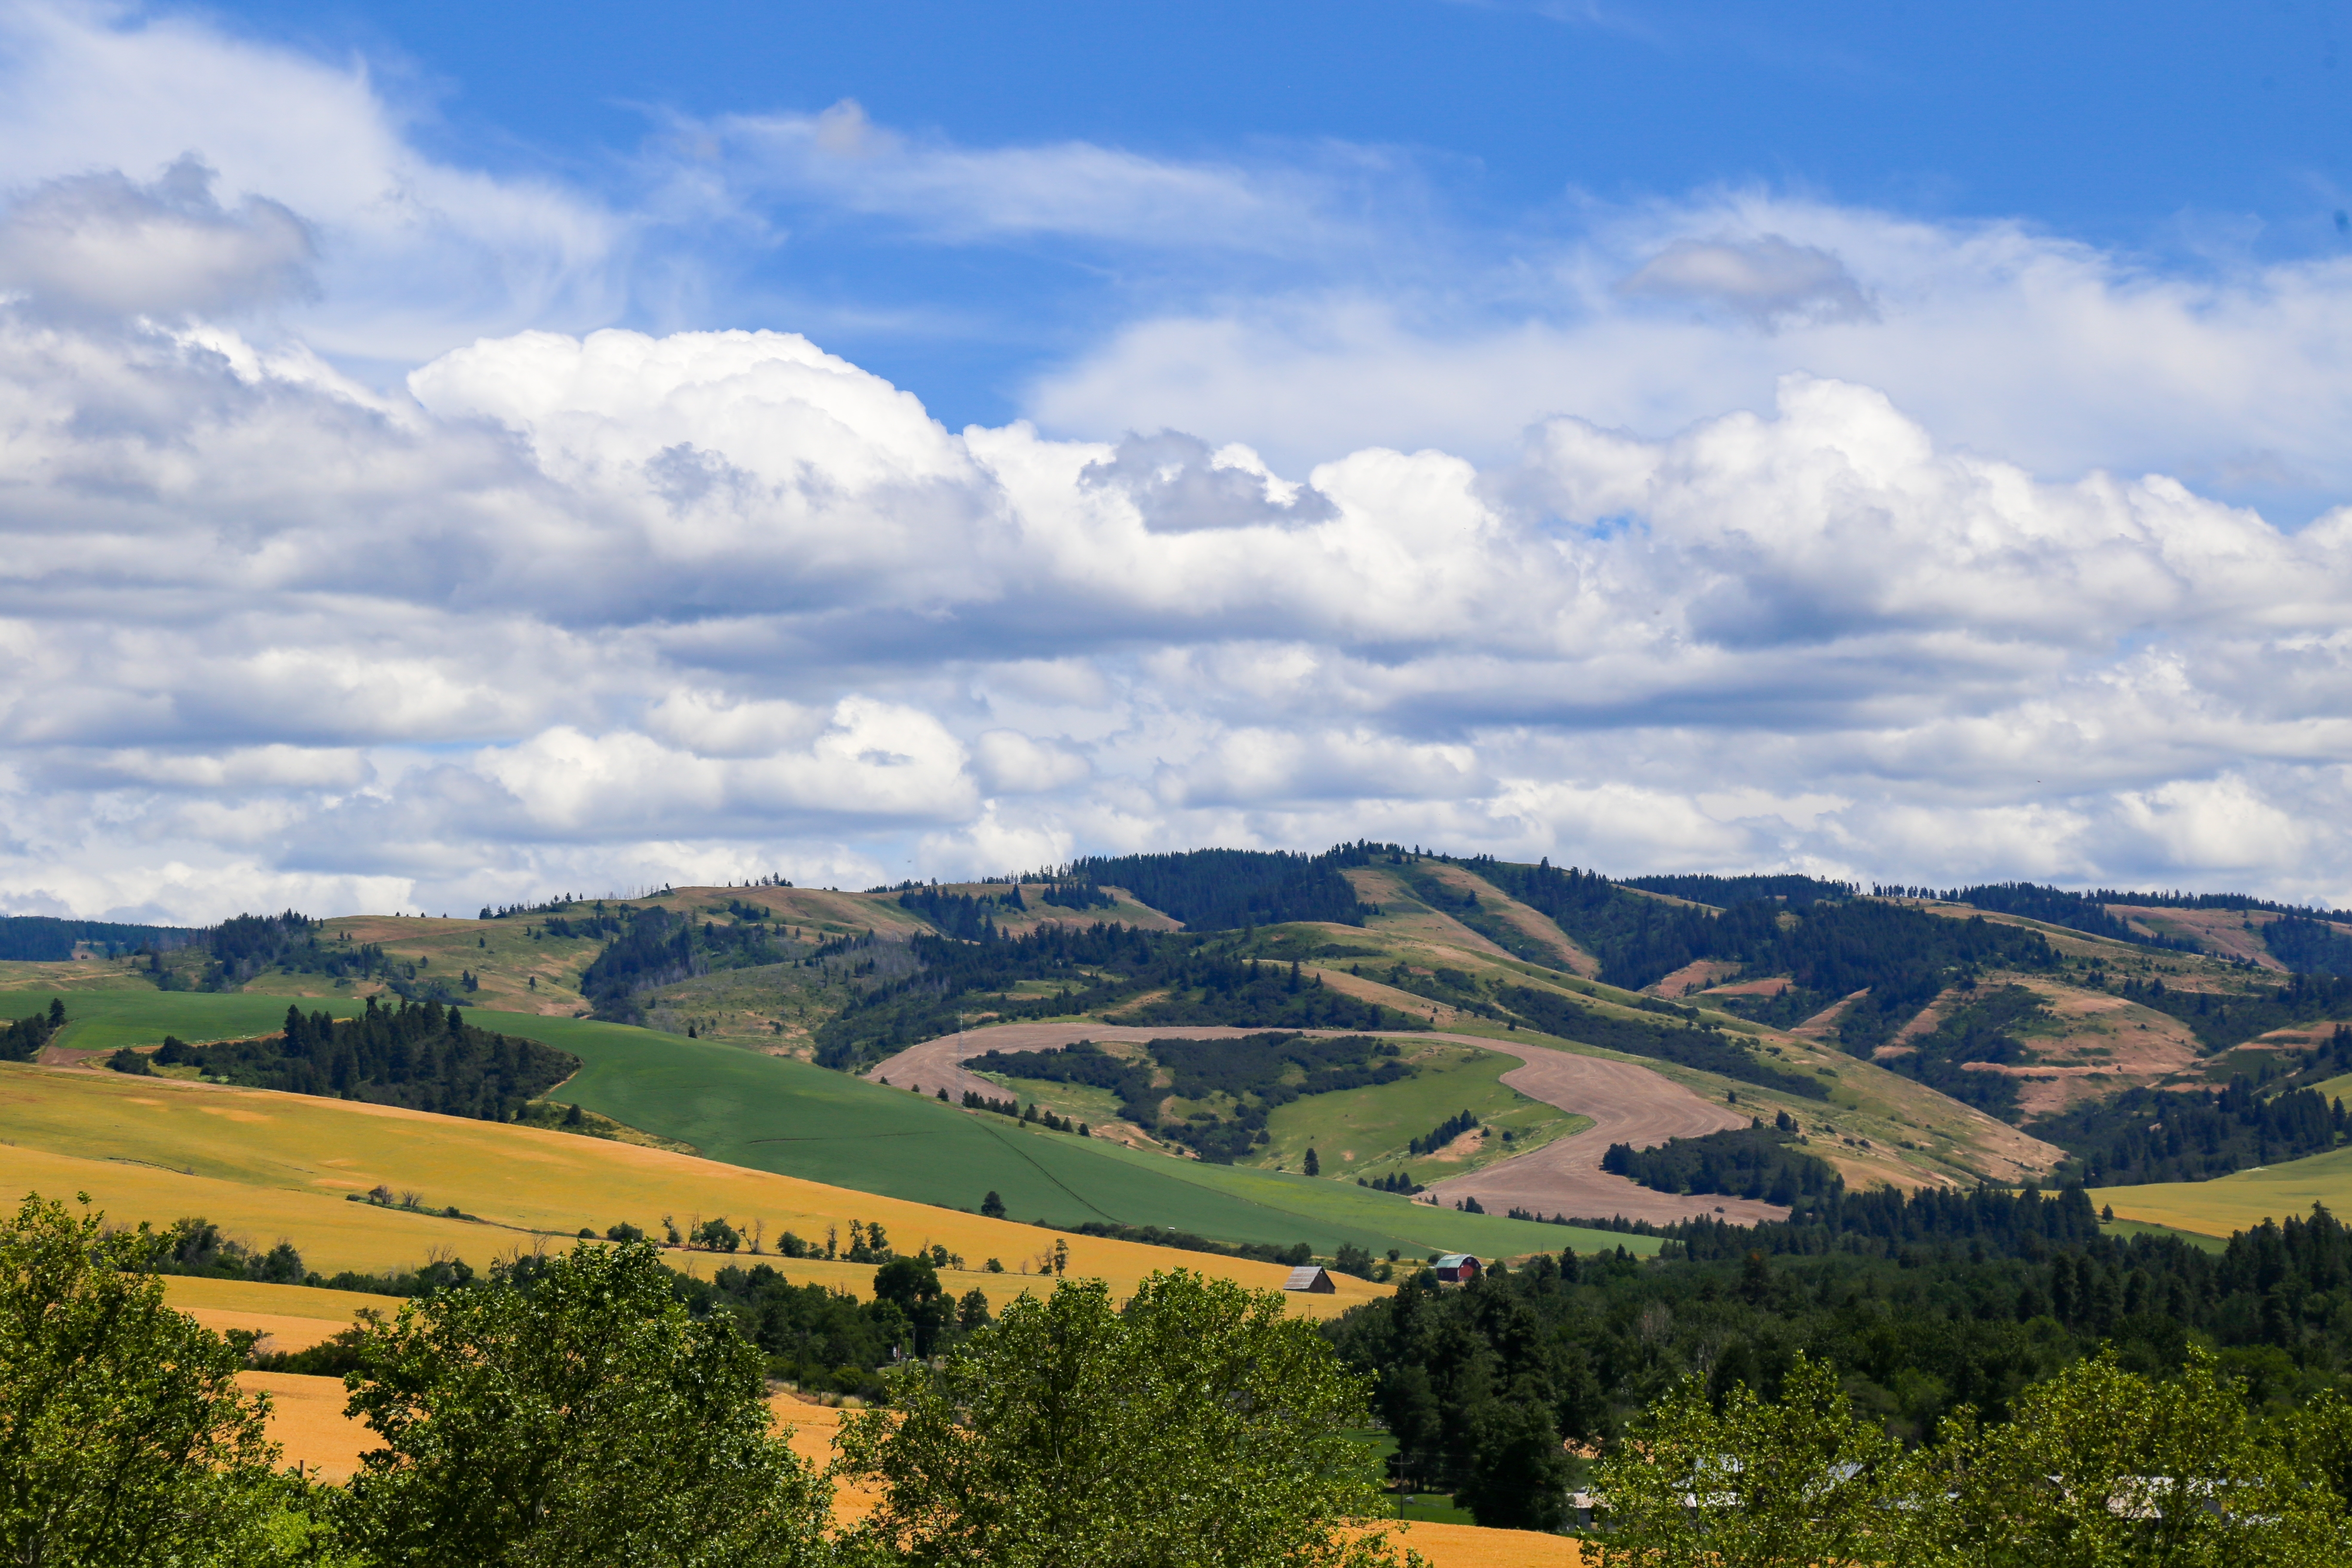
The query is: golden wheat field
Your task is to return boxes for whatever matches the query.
[0,1062,1382,1314]
[160,1274,404,1352]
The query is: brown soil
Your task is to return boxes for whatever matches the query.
[1957,981,2203,1119]
[1416,1040,1787,1226]
[1789,990,1870,1041]
[1650,959,1740,998]
[1418,863,1600,976]
[864,1023,1783,1226]
[2104,907,2293,970]
[1314,965,1462,1026]
[1706,977,1794,999]
[1888,990,1961,1048]
[1341,868,1522,963]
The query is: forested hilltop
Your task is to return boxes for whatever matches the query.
[52,842,2352,1202]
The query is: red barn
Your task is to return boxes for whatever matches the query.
[1430,1253,1480,1284]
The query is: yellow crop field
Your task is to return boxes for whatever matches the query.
[244,1372,374,1481]
[0,1063,1381,1315]
[161,1275,404,1352]
[2095,1144,2352,1237]
[1384,1522,1586,1567]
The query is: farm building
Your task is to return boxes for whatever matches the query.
[1430,1253,1480,1284]
[1283,1264,1337,1293]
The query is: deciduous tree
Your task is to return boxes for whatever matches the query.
[0,1192,294,1567]
[340,1238,832,1567]
[839,1269,1418,1568]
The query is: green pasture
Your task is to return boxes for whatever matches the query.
[470,1011,1649,1261]
[969,1071,1130,1130]
[1256,1043,1591,1180]
[2097,1141,2352,1239]
[2098,1216,2228,1253]
[2305,1071,2352,1104]
[1,983,368,1053]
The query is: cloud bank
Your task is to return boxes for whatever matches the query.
[6,310,2352,922]
[3,2,2352,922]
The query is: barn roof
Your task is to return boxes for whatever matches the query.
[1283,1264,1336,1292]
[1433,1253,1478,1270]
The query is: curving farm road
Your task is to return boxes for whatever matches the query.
[864,1024,1788,1227]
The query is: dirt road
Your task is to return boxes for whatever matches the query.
[865,1024,1787,1227]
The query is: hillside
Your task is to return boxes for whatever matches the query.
[13,847,2352,1254]
[0,1060,1390,1312]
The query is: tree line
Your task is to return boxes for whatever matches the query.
[1058,844,1378,930]
[964,1032,1411,1161]
[0,915,190,962]
[812,925,1426,1072]
[1601,1121,1842,1210]
[1497,983,1831,1099]
[1329,1194,2352,1538]
[2119,971,2352,1051]
[2042,1075,2347,1186]
[0,998,62,1062]
[121,999,576,1122]
[2265,914,2352,976]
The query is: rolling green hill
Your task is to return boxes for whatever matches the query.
[466,1010,1643,1260]
[3,985,368,1052]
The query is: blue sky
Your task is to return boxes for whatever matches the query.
[158,1,2352,439]
[3,0,2352,919]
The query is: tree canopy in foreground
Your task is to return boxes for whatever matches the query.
[838,1268,1418,1568]
[340,1238,832,1568]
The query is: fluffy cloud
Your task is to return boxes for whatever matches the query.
[3,299,2352,920]
[0,155,312,318]
[1027,193,2352,516]
[1617,234,1874,328]
[0,0,623,361]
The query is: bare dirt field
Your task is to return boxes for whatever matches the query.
[1650,959,1740,997]
[2105,906,2291,969]
[1419,862,1600,976]
[1789,990,1869,1042]
[1414,1039,1785,1226]
[1705,977,1794,999]
[1341,867,1522,962]
[868,1025,1783,1228]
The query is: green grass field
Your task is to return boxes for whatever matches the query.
[1,982,369,1052]
[469,1011,1651,1260]
[974,1039,1593,1185]
[2097,1143,2352,1239]
[2306,1071,2352,1104]
[2098,1216,2228,1253]
[1256,1043,1591,1182]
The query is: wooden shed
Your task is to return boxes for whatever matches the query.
[1283,1264,1337,1293]
[1430,1253,1481,1285]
